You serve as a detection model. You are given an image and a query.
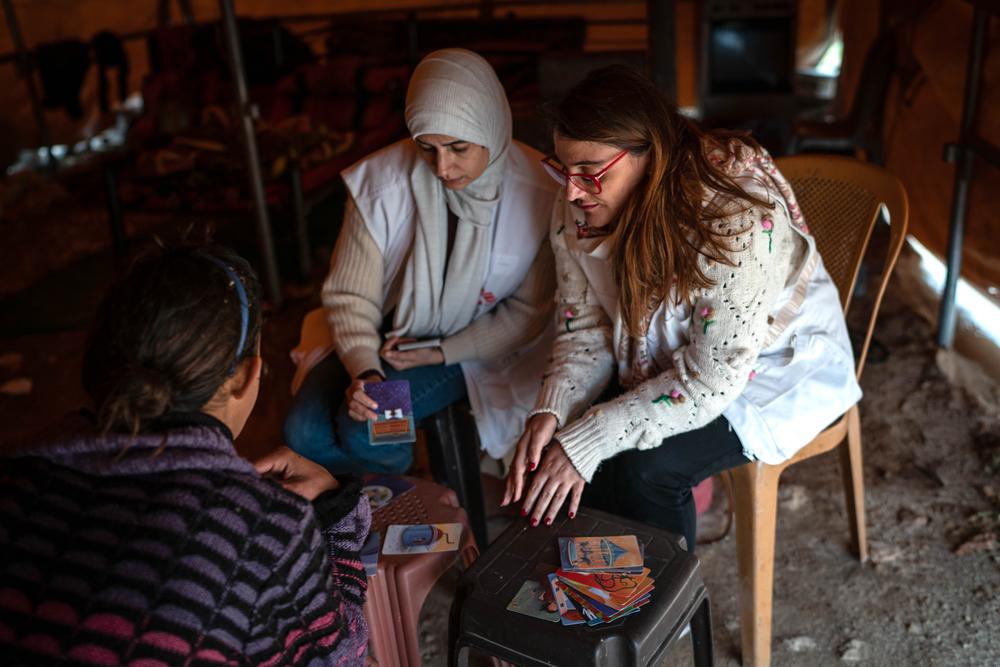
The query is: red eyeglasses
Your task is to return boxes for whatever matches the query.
[540,149,630,195]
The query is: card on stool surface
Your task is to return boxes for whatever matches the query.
[558,535,644,574]
[365,380,416,445]
[506,580,561,623]
[382,523,463,555]
[362,475,415,511]
[360,531,382,577]
[506,562,560,623]
[547,573,587,626]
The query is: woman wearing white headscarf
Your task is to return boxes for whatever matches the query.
[286,49,558,474]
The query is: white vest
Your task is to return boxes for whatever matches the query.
[294,140,557,458]
[565,199,861,465]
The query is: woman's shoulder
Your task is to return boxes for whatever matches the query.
[704,137,764,177]
[698,138,783,221]
[342,139,420,203]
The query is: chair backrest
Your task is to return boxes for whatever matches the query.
[775,154,909,380]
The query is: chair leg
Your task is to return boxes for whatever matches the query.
[732,462,781,667]
[690,595,715,667]
[838,405,868,562]
[424,406,489,549]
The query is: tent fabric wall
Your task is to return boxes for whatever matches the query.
[839,0,1000,295]
[0,0,652,165]
[2,0,997,295]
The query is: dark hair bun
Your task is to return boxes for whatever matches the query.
[97,367,172,434]
[82,243,262,435]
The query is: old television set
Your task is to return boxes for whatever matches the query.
[699,1,796,123]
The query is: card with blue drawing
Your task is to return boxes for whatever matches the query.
[382,523,462,555]
[364,380,416,445]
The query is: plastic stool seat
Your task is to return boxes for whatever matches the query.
[449,507,713,666]
[365,476,479,667]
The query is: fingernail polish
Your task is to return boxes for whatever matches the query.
[528,461,536,470]
[530,518,538,527]
[568,512,575,519]
[544,517,552,526]
[520,508,527,516]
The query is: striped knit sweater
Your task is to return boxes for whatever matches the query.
[0,413,370,666]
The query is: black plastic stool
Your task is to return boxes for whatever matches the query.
[449,507,713,666]
[422,401,489,548]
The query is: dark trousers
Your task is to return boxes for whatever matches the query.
[582,416,749,552]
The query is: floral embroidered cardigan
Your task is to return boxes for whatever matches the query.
[529,142,857,482]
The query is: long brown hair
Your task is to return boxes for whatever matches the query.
[542,65,774,336]
[82,243,262,436]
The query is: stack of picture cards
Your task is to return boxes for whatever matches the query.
[548,535,654,626]
[364,380,416,444]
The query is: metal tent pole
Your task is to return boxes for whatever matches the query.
[219,0,283,306]
[2,0,49,150]
[937,7,989,348]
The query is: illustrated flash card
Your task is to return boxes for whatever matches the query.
[558,535,644,573]
[365,380,416,445]
[362,475,415,511]
[382,523,462,555]
[506,580,561,623]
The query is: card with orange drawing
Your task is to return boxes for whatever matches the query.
[556,567,654,610]
[553,578,649,625]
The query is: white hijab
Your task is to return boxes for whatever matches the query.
[391,48,512,338]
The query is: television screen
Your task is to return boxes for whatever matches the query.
[708,18,793,94]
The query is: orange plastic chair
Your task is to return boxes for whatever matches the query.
[730,155,909,667]
[365,476,479,667]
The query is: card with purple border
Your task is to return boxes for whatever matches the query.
[365,380,416,445]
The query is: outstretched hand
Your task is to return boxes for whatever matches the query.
[255,446,340,501]
[502,413,585,526]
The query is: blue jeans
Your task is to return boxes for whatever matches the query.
[285,353,468,474]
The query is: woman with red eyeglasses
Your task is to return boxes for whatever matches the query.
[502,66,861,551]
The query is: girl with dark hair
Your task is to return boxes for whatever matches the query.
[0,245,370,665]
[503,66,862,551]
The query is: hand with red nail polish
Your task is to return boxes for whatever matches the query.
[502,413,558,510]
[530,518,538,527]
[517,440,585,528]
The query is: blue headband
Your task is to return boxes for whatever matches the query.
[203,256,249,368]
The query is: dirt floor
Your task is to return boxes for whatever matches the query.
[1,214,999,665]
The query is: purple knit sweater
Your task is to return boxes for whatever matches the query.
[0,413,370,666]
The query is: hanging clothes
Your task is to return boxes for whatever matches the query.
[92,31,129,113]
[35,40,91,119]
